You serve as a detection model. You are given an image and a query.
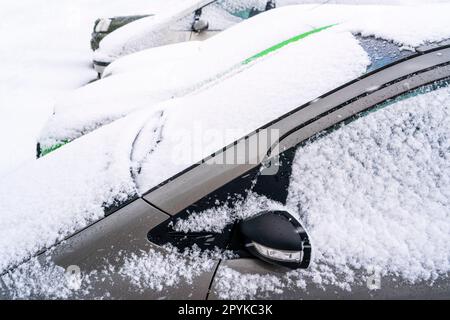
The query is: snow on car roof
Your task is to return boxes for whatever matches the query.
[102,40,203,78]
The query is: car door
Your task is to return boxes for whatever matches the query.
[206,62,450,299]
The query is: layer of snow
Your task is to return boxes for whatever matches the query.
[97,1,450,65]
[214,266,285,299]
[172,192,285,233]
[0,108,163,273]
[2,0,449,298]
[1,257,81,299]
[118,245,221,292]
[103,41,203,77]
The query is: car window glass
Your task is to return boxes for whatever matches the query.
[282,81,450,284]
[216,0,269,18]
[357,36,450,73]
[200,1,245,30]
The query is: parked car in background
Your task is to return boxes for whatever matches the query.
[91,15,152,51]
[92,0,276,75]
[37,3,450,158]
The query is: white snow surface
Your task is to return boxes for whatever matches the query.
[103,40,203,78]
[118,245,225,293]
[172,192,285,233]
[0,108,162,273]
[214,266,286,299]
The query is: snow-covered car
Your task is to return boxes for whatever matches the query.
[92,0,276,75]
[1,3,449,300]
[91,14,152,51]
[37,3,450,158]
[1,42,449,299]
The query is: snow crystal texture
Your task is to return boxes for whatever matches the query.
[287,86,450,283]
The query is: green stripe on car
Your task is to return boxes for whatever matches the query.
[242,24,336,65]
[40,140,69,157]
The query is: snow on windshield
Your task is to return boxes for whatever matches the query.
[0,109,164,274]
[210,84,450,299]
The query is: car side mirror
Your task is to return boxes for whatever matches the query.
[238,210,311,269]
[192,19,209,33]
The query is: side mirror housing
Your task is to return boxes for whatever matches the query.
[192,19,209,33]
[239,210,311,269]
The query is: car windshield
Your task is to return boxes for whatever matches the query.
[216,0,270,19]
